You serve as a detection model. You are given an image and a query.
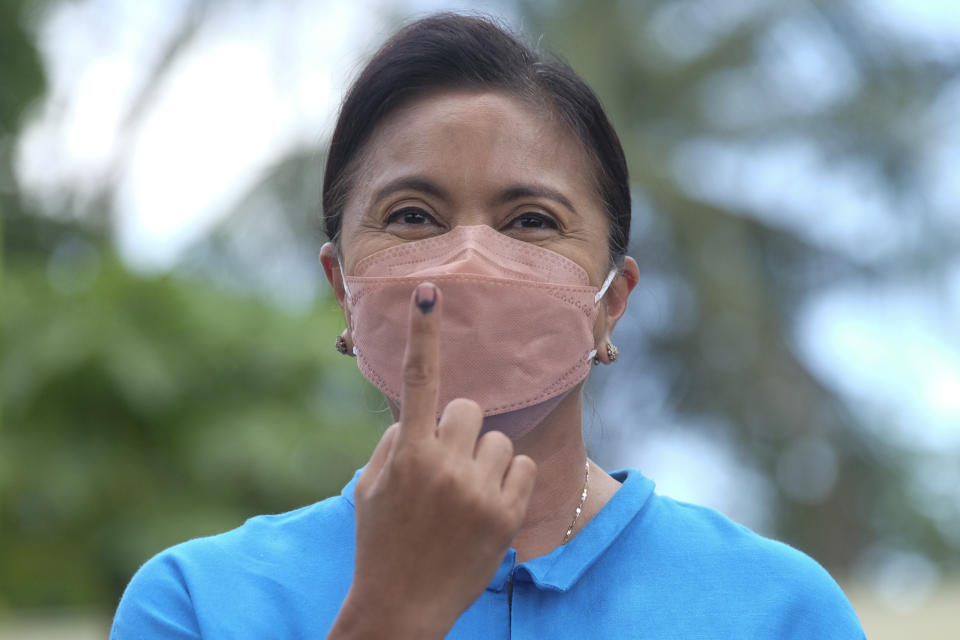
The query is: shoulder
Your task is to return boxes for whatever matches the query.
[612,474,865,638]
[645,493,835,582]
[110,493,355,639]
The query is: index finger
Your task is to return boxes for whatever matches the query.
[398,282,441,440]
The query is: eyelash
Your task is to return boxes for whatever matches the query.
[385,207,436,226]
[386,207,559,230]
[509,212,558,230]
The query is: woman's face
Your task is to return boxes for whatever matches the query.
[339,90,611,282]
[322,89,635,346]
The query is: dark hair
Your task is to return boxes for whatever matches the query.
[322,13,630,263]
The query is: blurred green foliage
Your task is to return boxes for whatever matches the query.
[0,1,381,609]
[3,238,380,607]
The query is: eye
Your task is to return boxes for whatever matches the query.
[386,206,438,226]
[506,212,559,230]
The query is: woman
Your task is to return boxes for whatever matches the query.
[111,13,865,639]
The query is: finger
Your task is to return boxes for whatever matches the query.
[473,430,514,482]
[437,398,484,455]
[357,423,399,492]
[501,454,537,511]
[399,282,441,441]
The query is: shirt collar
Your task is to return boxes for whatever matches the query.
[503,469,654,592]
[340,467,655,593]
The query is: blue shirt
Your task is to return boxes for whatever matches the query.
[111,469,865,638]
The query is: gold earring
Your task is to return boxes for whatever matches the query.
[335,333,353,356]
[606,343,619,363]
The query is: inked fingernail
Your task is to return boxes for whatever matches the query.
[415,283,436,313]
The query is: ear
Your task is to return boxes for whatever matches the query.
[601,256,639,339]
[320,242,351,326]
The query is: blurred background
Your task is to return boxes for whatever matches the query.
[2,0,958,637]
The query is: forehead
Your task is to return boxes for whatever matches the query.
[349,89,598,204]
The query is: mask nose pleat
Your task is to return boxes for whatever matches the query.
[412,245,499,278]
[403,239,546,282]
[343,224,609,438]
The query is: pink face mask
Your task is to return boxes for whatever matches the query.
[341,225,616,438]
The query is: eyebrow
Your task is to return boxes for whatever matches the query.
[491,184,578,216]
[373,175,578,216]
[374,176,450,204]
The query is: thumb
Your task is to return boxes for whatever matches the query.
[357,423,399,491]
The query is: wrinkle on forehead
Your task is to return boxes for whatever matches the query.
[336,88,612,284]
[349,90,594,210]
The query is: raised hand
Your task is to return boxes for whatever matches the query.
[328,282,537,640]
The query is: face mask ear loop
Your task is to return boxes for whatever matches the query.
[585,268,619,362]
[594,268,618,304]
[336,258,359,356]
[337,257,353,302]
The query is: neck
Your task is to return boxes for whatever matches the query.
[508,385,615,562]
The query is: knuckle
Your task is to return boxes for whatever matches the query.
[402,358,433,387]
[481,430,513,455]
[434,458,463,489]
[439,399,483,430]
[515,455,537,476]
[382,422,400,441]
[447,397,483,420]
[391,440,425,471]
[461,397,484,414]
[510,456,538,489]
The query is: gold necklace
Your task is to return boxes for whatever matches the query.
[561,460,590,544]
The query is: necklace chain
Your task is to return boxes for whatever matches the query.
[561,460,590,544]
